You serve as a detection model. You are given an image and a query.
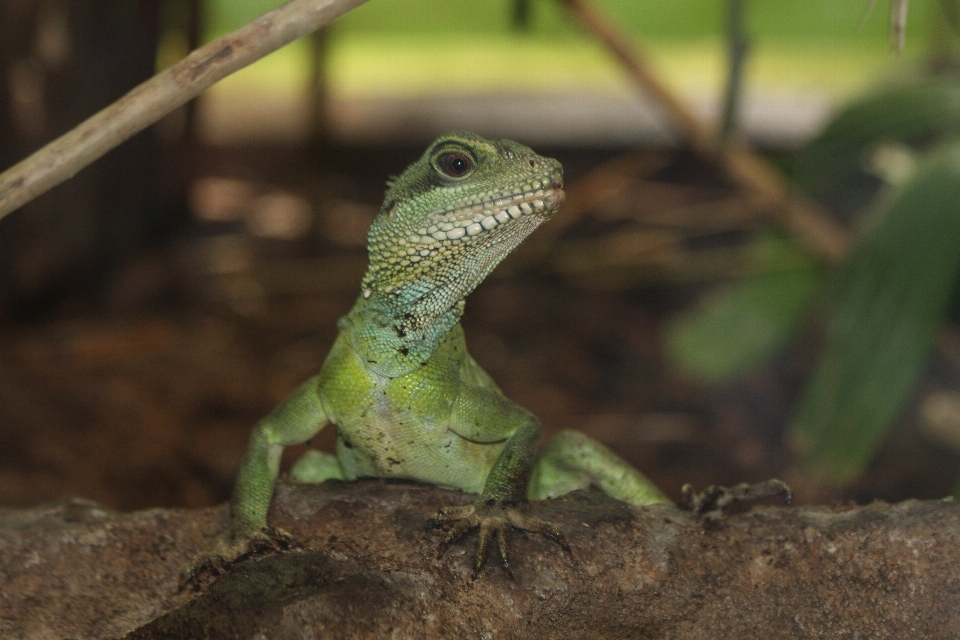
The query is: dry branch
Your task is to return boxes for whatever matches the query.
[2,482,959,638]
[558,0,850,263]
[0,0,369,221]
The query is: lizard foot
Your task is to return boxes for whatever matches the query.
[180,526,298,589]
[428,500,570,576]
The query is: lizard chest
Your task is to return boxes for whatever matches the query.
[315,328,498,492]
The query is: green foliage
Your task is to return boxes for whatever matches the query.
[794,78,960,218]
[665,236,821,384]
[672,77,960,489]
[791,142,960,485]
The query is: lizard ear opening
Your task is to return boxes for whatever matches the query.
[382,200,397,219]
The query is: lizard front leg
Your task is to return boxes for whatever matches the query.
[183,375,328,581]
[430,400,569,575]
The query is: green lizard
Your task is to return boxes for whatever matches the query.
[188,131,669,578]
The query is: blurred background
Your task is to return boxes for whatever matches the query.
[2,0,960,512]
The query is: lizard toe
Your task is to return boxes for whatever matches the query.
[428,504,477,528]
[430,499,567,575]
[437,518,478,558]
[506,509,571,554]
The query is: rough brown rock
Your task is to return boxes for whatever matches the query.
[1,481,958,639]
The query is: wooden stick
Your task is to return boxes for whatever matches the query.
[560,0,850,262]
[0,0,370,220]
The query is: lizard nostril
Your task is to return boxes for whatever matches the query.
[527,158,539,170]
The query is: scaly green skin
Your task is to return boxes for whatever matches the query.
[188,132,668,578]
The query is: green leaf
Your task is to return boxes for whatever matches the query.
[791,141,960,486]
[664,236,821,384]
[794,78,960,218]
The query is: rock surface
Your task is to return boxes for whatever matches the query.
[2,481,959,639]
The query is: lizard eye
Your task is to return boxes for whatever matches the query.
[438,152,472,178]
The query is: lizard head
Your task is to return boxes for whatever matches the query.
[361,131,564,329]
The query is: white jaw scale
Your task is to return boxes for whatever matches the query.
[406,185,565,246]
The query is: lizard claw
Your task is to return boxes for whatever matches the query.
[249,526,299,553]
[429,500,569,574]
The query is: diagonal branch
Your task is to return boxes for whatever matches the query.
[0,0,370,221]
[556,0,850,263]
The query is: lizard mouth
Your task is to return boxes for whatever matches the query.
[409,182,565,245]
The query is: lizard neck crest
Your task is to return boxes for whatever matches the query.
[345,131,564,378]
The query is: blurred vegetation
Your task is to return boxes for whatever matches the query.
[665,235,822,384]
[666,75,960,490]
[794,139,960,484]
[791,79,960,487]
[186,0,930,103]
[794,79,960,219]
